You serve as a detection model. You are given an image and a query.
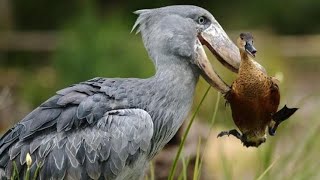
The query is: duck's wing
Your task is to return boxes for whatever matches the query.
[268,77,281,108]
[0,77,154,179]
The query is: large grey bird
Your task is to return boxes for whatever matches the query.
[0,5,240,180]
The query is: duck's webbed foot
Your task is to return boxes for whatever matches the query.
[217,129,242,140]
[269,105,298,136]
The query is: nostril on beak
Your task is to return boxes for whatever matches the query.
[252,50,257,54]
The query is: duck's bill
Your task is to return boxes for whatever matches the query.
[245,40,257,57]
[246,49,256,57]
[195,23,240,94]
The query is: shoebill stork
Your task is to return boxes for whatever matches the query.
[0,5,240,179]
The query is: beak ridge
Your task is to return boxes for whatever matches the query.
[200,24,241,73]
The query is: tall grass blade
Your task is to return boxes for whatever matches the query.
[178,150,188,180]
[32,163,41,180]
[197,91,221,180]
[193,137,202,180]
[179,155,186,180]
[150,161,155,180]
[11,161,19,180]
[168,86,211,180]
[256,157,279,180]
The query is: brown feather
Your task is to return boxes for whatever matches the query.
[226,44,280,139]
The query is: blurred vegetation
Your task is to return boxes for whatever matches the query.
[10,0,320,34]
[1,0,320,179]
[1,0,319,106]
[53,8,154,86]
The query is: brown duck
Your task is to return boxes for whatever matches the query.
[218,33,298,147]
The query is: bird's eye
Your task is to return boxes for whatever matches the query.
[198,16,206,25]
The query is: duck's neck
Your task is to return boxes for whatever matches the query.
[235,49,266,98]
[238,50,256,76]
[240,50,250,61]
[146,55,199,157]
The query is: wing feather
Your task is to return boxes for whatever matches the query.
[0,78,154,179]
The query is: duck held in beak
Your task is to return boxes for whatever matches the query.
[218,32,298,148]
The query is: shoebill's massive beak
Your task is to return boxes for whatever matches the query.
[196,23,241,94]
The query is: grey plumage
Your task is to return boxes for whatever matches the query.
[1,78,158,179]
[0,5,239,180]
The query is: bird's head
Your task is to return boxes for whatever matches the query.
[241,131,267,147]
[237,32,257,58]
[132,5,241,93]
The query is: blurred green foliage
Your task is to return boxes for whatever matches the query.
[17,4,156,106]
[53,8,154,87]
[10,0,320,34]
[1,0,318,106]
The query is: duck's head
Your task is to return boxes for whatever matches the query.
[241,131,267,147]
[237,32,257,58]
[132,5,241,94]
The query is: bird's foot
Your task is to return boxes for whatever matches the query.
[268,124,277,136]
[217,129,242,140]
[269,105,298,136]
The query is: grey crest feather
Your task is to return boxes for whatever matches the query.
[131,9,152,34]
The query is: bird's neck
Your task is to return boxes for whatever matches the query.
[146,55,199,157]
[150,55,199,116]
[238,50,257,76]
[239,50,251,63]
[154,55,199,81]
[234,50,267,98]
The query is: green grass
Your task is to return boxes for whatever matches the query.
[10,163,41,180]
[169,89,221,180]
[193,137,202,180]
[211,94,319,180]
[167,82,320,180]
[256,157,279,180]
[168,86,211,179]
